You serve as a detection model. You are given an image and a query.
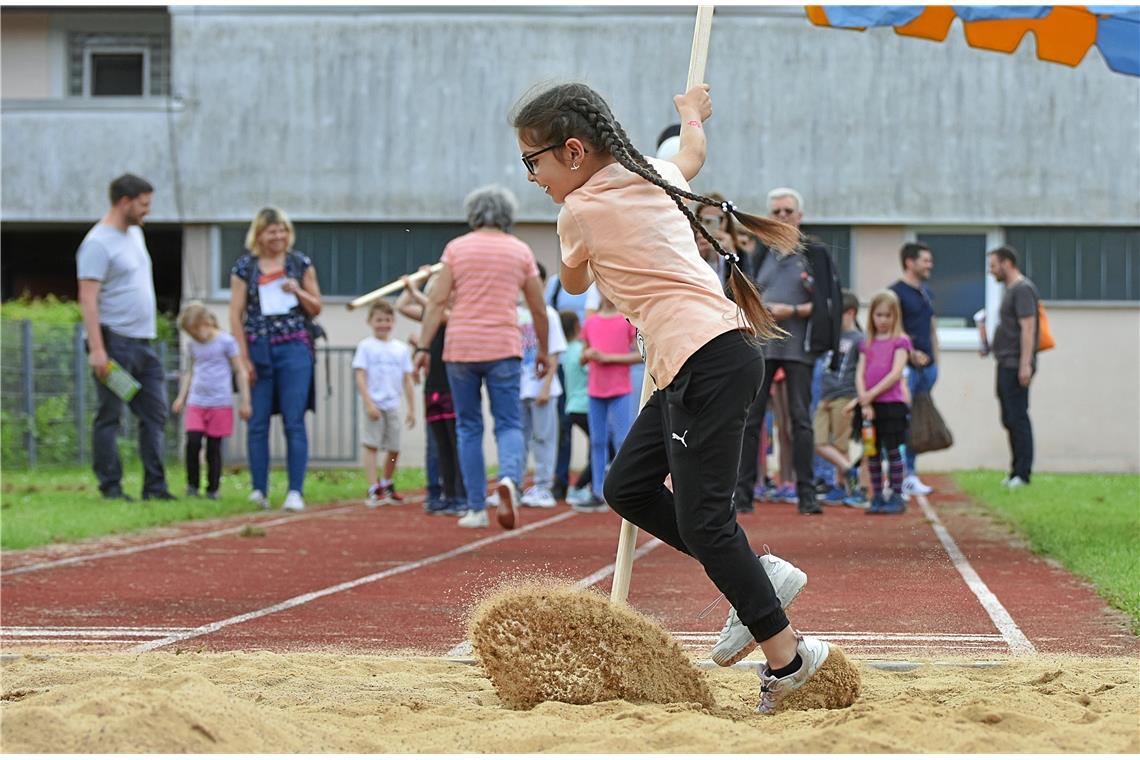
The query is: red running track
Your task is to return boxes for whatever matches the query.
[2,475,1135,660]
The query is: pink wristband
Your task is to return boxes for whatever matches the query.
[686,119,702,128]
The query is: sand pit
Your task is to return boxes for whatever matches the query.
[1,650,1137,752]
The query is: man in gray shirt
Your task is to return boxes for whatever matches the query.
[76,174,174,501]
[733,187,822,515]
[981,245,1040,489]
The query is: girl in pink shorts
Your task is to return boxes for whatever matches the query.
[173,303,251,498]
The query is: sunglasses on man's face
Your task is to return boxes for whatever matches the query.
[521,143,563,174]
[770,207,798,216]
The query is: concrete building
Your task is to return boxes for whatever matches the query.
[3,5,1138,473]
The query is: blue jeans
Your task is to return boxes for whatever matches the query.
[588,394,632,499]
[92,329,170,497]
[554,365,571,490]
[247,339,312,495]
[446,358,524,512]
[905,362,939,474]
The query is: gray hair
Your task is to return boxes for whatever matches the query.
[767,187,804,213]
[464,184,518,231]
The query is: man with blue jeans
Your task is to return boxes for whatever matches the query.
[890,242,939,496]
[77,174,175,502]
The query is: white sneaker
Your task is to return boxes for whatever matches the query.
[711,553,809,667]
[1007,476,1027,489]
[566,486,592,506]
[282,490,305,512]
[495,477,520,530]
[457,509,489,528]
[520,486,557,508]
[485,491,501,508]
[902,474,933,495]
[248,490,270,510]
[757,635,830,715]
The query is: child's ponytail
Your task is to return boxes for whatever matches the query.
[512,83,800,339]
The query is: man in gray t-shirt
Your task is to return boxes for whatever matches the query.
[982,245,1039,489]
[76,174,173,501]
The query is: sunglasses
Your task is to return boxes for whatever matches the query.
[699,215,723,229]
[521,143,563,174]
[770,207,798,216]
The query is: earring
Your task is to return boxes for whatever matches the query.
[571,163,580,171]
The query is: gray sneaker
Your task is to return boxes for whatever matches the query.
[756,635,830,714]
[710,552,808,666]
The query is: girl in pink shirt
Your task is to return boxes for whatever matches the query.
[578,292,640,509]
[847,290,913,514]
[512,82,829,714]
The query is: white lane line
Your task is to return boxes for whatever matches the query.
[671,632,1007,643]
[574,538,664,589]
[2,627,196,638]
[131,511,578,654]
[1,639,145,645]
[3,502,385,575]
[446,536,666,657]
[916,495,1037,655]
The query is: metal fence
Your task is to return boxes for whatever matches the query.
[0,319,360,468]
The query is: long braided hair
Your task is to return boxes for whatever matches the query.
[511,83,800,340]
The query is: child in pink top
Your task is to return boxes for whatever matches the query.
[847,289,913,514]
[578,291,640,508]
[513,81,829,713]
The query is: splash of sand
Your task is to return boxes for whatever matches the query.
[1,651,1137,753]
[468,583,860,714]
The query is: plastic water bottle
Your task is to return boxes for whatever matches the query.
[861,419,877,458]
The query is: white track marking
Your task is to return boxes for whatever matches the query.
[671,631,1007,643]
[130,511,577,653]
[574,538,664,589]
[446,537,666,656]
[3,501,399,575]
[916,495,1037,655]
[3,627,195,638]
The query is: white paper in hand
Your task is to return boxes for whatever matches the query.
[258,277,299,316]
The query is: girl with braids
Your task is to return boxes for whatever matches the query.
[512,82,832,714]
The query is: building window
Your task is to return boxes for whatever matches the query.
[68,32,170,97]
[1004,227,1140,302]
[87,48,147,96]
[217,222,470,297]
[801,225,852,289]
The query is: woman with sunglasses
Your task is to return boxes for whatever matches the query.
[510,81,833,715]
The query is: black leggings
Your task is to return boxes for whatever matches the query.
[186,432,222,493]
[566,412,613,489]
[429,418,466,500]
[604,330,789,643]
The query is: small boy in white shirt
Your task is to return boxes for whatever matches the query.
[519,262,568,508]
[353,300,415,506]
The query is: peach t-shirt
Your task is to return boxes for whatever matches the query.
[557,157,744,388]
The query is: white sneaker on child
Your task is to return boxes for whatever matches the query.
[756,635,831,715]
[282,490,305,512]
[495,477,520,530]
[711,552,808,667]
[902,474,933,495]
[248,490,270,510]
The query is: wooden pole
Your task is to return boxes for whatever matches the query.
[610,5,715,605]
[346,263,443,311]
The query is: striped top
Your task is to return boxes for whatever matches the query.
[440,229,538,363]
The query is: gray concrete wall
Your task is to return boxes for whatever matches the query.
[2,7,1138,225]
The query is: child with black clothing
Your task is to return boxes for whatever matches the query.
[846,289,912,514]
[397,267,467,515]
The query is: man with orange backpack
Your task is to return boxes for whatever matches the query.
[981,245,1043,489]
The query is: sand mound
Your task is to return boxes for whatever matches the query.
[776,644,861,713]
[469,583,714,710]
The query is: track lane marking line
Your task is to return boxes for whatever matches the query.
[130,511,577,653]
[3,498,430,576]
[916,494,1037,655]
